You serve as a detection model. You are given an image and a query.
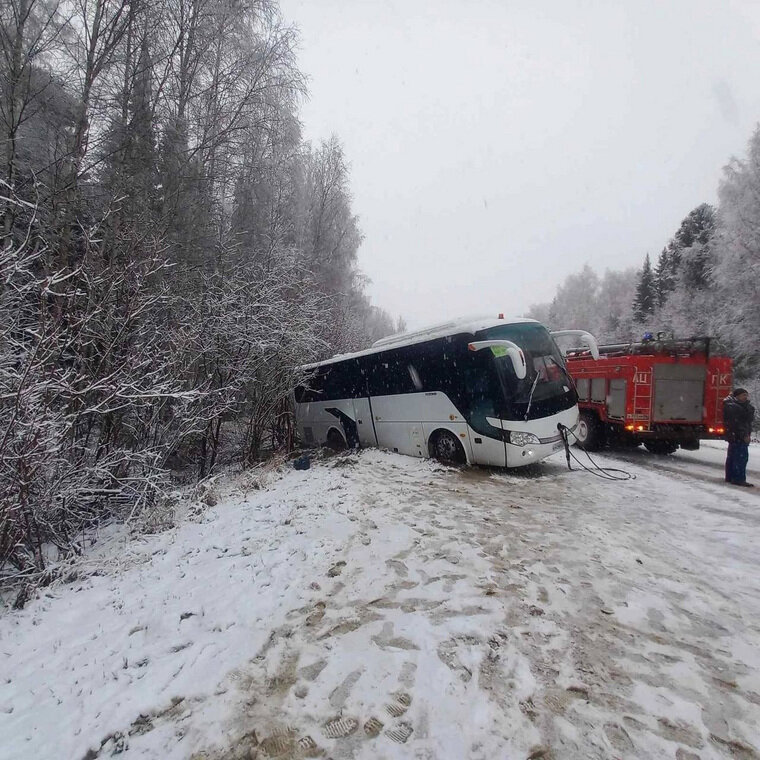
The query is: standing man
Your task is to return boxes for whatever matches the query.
[724,388,755,487]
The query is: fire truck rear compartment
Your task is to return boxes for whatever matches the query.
[652,364,706,423]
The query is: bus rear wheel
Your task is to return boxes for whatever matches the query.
[644,440,678,455]
[573,411,604,451]
[431,430,466,465]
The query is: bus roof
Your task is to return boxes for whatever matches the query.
[302,316,540,369]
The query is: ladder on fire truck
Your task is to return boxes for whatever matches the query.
[632,369,652,424]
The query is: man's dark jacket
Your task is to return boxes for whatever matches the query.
[723,395,755,443]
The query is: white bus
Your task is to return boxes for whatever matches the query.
[294,316,598,468]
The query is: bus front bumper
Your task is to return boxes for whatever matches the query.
[503,407,578,467]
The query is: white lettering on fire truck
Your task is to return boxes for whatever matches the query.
[710,373,732,387]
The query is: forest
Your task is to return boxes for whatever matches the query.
[0,0,397,587]
[530,125,760,392]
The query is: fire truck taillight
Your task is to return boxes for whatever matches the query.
[637,425,645,431]
[625,424,634,431]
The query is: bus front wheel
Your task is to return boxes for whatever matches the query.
[430,430,466,465]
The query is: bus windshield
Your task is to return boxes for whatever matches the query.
[477,322,576,421]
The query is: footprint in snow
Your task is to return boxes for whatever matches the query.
[256,727,323,759]
[362,687,416,745]
[257,727,297,757]
[322,715,358,739]
[385,721,413,744]
[385,558,408,576]
[384,692,412,717]
[305,602,326,627]
[327,561,346,578]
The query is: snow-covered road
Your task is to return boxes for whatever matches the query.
[2,445,760,760]
[601,440,760,493]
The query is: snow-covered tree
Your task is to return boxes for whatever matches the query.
[0,0,400,587]
[671,204,715,291]
[633,254,657,321]
[596,268,637,339]
[529,127,757,396]
[654,245,679,306]
[713,126,760,375]
[645,204,718,337]
[528,265,637,343]
[547,264,600,332]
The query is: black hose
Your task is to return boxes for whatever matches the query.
[557,423,634,481]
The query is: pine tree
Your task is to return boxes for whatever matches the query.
[654,205,715,306]
[633,254,656,321]
[654,247,672,306]
[674,203,715,249]
[678,204,715,291]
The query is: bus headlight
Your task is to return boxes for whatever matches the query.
[507,431,540,446]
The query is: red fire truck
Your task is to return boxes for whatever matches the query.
[564,337,733,453]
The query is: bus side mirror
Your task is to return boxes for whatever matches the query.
[468,340,528,380]
[550,330,600,360]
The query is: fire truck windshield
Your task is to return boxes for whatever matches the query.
[477,322,577,421]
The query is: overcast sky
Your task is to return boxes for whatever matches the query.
[279,0,760,329]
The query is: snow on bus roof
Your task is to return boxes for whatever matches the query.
[302,315,539,369]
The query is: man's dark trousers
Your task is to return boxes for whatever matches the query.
[726,441,749,484]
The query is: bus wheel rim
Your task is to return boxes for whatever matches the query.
[438,435,456,458]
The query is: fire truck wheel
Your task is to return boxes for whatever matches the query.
[574,412,604,451]
[644,440,679,455]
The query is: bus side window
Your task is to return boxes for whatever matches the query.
[410,342,456,398]
[367,363,388,396]
[321,367,339,400]
[367,353,417,396]
[321,360,362,400]
[300,369,325,403]
[461,351,500,418]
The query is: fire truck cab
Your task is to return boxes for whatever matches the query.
[564,337,733,454]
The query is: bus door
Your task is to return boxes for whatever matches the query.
[352,395,377,447]
[462,363,507,467]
